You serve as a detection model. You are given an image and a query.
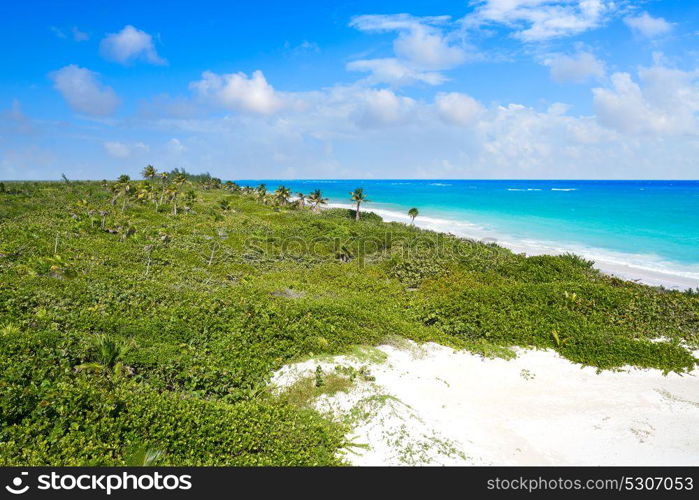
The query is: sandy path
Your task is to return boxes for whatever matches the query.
[272,342,699,465]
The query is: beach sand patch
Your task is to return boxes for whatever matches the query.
[272,341,699,465]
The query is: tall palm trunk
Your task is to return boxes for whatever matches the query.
[355,201,361,221]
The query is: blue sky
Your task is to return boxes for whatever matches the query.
[1,0,698,180]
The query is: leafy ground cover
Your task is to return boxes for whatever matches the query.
[0,178,697,465]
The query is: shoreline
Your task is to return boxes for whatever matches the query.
[326,202,699,291]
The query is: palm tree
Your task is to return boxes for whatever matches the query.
[109,183,120,206]
[74,334,132,374]
[184,189,197,210]
[296,192,306,209]
[408,207,419,225]
[173,173,187,186]
[255,184,267,204]
[307,189,327,213]
[166,184,179,215]
[169,173,188,215]
[142,165,157,181]
[136,183,154,206]
[350,187,368,221]
[111,176,132,212]
[274,185,291,206]
[158,172,169,207]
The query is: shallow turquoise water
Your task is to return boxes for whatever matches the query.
[236,180,699,277]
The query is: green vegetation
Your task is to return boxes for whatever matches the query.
[0,174,697,466]
[278,368,356,409]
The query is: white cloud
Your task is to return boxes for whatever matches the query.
[51,26,89,41]
[0,100,35,135]
[190,70,284,115]
[435,92,484,126]
[100,25,166,65]
[544,51,605,83]
[147,93,699,179]
[49,65,120,116]
[72,27,89,41]
[593,65,699,135]
[624,12,673,38]
[103,141,148,158]
[103,141,130,158]
[285,40,320,56]
[50,27,66,39]
[37,81,699,180]
[348,14,467,86]
[347,58,446,86]
[394,25,466,70]
[166,138,186,154]
[467,0,616,41]
[352,88,416,128]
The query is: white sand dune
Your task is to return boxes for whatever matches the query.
[273,341,699,466]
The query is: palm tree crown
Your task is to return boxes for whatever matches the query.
[307,189,327,212]
[408,207,419,224]
[274,185,291,205]
[142,165,157,180]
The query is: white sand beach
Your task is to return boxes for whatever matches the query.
[273,341,699,466]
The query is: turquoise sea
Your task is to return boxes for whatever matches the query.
[236,180,699,287]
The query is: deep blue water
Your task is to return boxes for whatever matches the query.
[235,180,699,279]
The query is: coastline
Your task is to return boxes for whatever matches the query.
[327,202,699,290]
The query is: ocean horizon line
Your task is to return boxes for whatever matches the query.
[231,178,699,182]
